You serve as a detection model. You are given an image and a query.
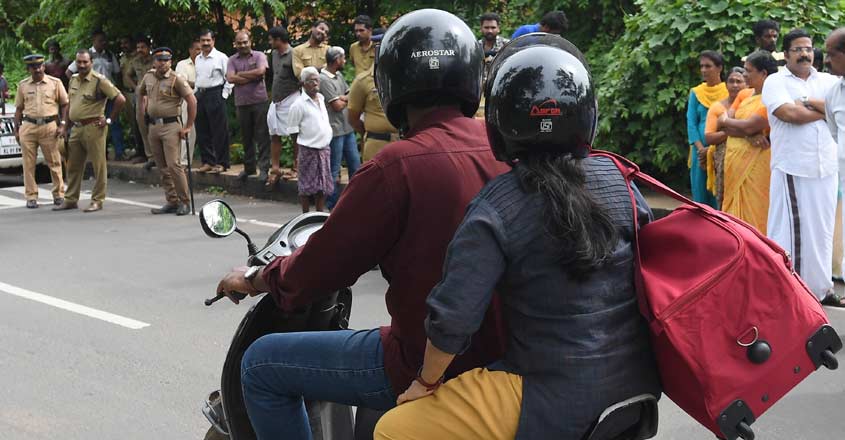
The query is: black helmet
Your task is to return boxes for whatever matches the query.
[375,9,482,129]
[485,33,597,162]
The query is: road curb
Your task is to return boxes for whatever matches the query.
[107,161,315,204]
[107,160,677,217]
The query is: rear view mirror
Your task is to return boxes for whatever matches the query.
[200,200,237,238]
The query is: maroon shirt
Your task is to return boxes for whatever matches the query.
[262,107,509,393]
[227,50,269,107]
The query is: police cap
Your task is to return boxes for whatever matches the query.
[152,47,173,61]
[23,54,45,66]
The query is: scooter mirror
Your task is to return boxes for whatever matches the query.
[199,200,238,238]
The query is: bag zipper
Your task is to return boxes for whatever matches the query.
[654,208,745,323]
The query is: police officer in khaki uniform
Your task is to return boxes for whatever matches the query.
[292,20,330,78]
[13,54,69,209]
[347,66,398,161]
[55,49,125,212]
[123,37,154,164]
[139,47,196,216]
[125,37,154,167]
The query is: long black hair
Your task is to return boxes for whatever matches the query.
[515,152,618,280]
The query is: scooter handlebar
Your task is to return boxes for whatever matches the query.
[205,291,248,306]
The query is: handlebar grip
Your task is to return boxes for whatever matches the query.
[204,291,248,306]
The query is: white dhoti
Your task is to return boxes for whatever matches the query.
[767,168,837,300]
[180,101,196,166]
[839,159,845,279]
[267,92,298,137]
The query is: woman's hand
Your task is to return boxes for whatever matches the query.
[697,146,710,169]
[748,134,770,150]
[396,380,436,405]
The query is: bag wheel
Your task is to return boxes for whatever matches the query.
[821,349,839,370]
[736,421,755,440]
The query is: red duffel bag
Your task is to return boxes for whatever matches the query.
[595,151,842,440]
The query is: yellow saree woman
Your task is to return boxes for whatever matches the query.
[722,93,770,234]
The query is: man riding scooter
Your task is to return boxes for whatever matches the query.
[215,9,509,439]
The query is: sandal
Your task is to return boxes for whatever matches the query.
[821,292,845,308]
[282,169,297,180]
[265,169,282,188]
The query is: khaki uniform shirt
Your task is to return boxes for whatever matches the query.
[15,75,68,118]
[348,69,396,134]
[292,42,328,79]
[126,55,153,91]
[120,53,137,91]
[138,69,193,118]
[67,71,121,121]
[348,40,375,74]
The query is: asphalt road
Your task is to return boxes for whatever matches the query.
[1,177,844,440]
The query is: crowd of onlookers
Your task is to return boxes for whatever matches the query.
[687,19,845,308]
[2,9,571,215]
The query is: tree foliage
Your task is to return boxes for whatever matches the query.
[5,0,844,183]
[595,0,845,185]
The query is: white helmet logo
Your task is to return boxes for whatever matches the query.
[540,119,553,133]
[429,57,440,70]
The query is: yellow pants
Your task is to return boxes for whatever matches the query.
[19,121,64,201]
[375,368,523,440]
[66,124,108,203]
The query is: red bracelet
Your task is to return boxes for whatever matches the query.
[416,366,444,391]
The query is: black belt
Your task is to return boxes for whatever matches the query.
[23,115,58,125]
[147,116,179,125]
[196,84,224,94]
[366,131,394,142]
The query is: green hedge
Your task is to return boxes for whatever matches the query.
[593,0,844,186]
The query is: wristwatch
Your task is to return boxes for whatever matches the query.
[105,117,112,124]
[244,266,262,289]
[800,96,810,107]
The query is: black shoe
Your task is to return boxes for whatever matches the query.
[175,203,191,216]
[143,160,156,171]
[151,203,178,215]
[26,200,38,209]
[53,197,64,206]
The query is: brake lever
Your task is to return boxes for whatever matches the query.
[204,291,248,306]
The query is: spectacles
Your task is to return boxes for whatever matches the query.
[789,47,814,54]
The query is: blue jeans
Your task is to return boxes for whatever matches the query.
[327,132,361,209]
[106,100,125,157]
[241,329,396,440]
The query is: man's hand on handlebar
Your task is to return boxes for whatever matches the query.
[216,266,261,304]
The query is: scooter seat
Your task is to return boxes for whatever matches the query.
[582,394,658,440]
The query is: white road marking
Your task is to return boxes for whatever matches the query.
[1,185,284,228]
[246,218,284,228]
[0,281,150,330]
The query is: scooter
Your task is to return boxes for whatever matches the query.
[196,199,660,440]
[198,200,359,440]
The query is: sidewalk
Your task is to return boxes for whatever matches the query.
[105,160,680,217]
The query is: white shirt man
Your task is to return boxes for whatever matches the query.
[824,28,845,306]
[176,44,199,166]
[287,90,332,149]
[762,30,839,301]
[194,47,233,99]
